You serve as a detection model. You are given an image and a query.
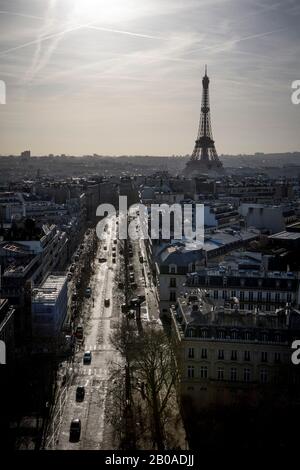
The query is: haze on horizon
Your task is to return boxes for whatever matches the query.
[0,0,299,156]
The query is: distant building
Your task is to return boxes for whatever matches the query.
[20,150,31,159]
[204,202,240,228]
[31,274,68,337]
[156,228,260,312]
[239,203,296,233]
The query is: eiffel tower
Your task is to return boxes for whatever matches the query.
[184,66,223,176]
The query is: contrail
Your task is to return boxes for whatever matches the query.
[0,10,45,21]
[0,9,163,59]
[0,23,88,58]
[87,25,163,40]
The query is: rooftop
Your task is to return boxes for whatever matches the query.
[32,274,66,303]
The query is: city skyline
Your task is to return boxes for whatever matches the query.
[0,0,300,156]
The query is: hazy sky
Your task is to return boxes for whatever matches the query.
[0,0,299,156]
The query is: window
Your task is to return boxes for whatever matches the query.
[218,349,224,360]
[169,291,176,302]
[244,351,251,361]
[218,330,225,339]
[257,292,262,301]
[266,292,271,302]
[260,368,268,384]
[188,348,194,359]
[187,329,194,338]
[244,368,251,382]
[275,292,280,302]
[261,333,268,342]
[249,292,253,301]
[261,351,268,362]
[231,330,238,340]
[187,365,194,378]
[274,352,281,363]
[240,291,244,301]
[222,290,226,299]
[231,350,237,361]
[231,290,236,298]
[169,265,177,274]
[200,366,208,379]
[201,329,208,338]
[275,334,281,343]
[230,367,237,382]
[170,278,176,288]
[217,368,224,381]
[213,290,219,299]
[201,348,207,359]
[287,293,292,302]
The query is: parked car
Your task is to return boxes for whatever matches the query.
[85,287,91,298]
[76,386,85,402]
[75,325,83,340]
[104,298,110,307]
[69,418,81,441]
[99,257,107,263]
[83,351,92,364]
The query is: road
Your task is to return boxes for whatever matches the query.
[48,216,120,450]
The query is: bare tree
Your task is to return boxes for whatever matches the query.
[132,323,179,450]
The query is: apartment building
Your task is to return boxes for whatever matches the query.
[186,266,300,311]
[171,292,300,409]
[31,274,68,338]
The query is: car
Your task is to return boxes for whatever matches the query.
[75,325,83,340]
[69,418,81,441]
[104,298,110,307]
[85,287,91,298]
[83,351,92,364]
[99,257,107,263]
[76,386,85,402]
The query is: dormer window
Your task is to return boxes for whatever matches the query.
[169,264,177,274]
